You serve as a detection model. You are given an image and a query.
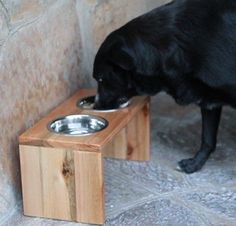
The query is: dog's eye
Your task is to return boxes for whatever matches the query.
[98,78,103,83]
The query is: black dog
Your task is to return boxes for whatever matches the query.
[93,0,236,174]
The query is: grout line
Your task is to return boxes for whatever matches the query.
[0,200,21,226]
[0,0,11,33]
[172,194,236,225]
[106,195,157,217]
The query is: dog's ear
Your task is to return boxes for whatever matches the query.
[109,48,134,71]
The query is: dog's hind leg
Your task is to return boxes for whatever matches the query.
[177,107,222,174]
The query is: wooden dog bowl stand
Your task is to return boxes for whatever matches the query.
[19,89,150,225]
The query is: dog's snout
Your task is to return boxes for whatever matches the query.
[93,94,104,110]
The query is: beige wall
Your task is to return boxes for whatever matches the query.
[0,0,169,222]
[0,0,83,222]
[76,0,170,87]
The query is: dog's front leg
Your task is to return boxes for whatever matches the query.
[178,107,222,174]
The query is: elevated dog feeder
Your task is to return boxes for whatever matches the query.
[19,89,150,225]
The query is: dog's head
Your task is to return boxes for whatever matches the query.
[92,26,187,109]
[93,34,138,110]
[92,3,193,110]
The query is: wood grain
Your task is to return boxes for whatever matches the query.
[102,103,150,161]
[19,89,150,152]
[126,103,150,161]
[19,89,150,224]
[20,145,105,224]
[102,128,128,159]
[20,145,76,221]
[75,151,104,224]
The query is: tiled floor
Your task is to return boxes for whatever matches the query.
[5,93,236,226]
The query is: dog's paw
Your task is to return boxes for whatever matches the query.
[177,158,202,174]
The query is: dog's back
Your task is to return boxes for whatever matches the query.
[113,0,236,106]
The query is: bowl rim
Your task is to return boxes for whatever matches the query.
[77,95,130,113]
[47,114,109,136]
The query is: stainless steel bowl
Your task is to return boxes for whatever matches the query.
[77,96,130,113]
[48,114,108,136]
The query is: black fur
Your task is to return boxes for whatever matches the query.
[93,0,236,173]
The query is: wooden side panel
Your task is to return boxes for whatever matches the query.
[74,151,105,225]
[102,103,150,161]
[127,103,150,161]
[19,145,43,216]
[19,145,76,221]
[102,128,128,159]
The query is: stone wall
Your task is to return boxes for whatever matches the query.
[0,0,169,223]
[0,0,83,223]
[76,0,170,87]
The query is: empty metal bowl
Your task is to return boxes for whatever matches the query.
[48,114,108,136]
[77,96,130,112]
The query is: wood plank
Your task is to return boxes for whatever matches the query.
[19,89,150,152]
[20,145,76,221]
[102,103,150,161]
[126,103,150,161]
[102,128,128,159]
[20,145,43,217]
[75,151,105,224]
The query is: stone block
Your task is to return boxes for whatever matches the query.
[76,0,170,86]
[106,199,209,226]
[1,0,57,26]
[0,0,82,222]
[0,3,10,46]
